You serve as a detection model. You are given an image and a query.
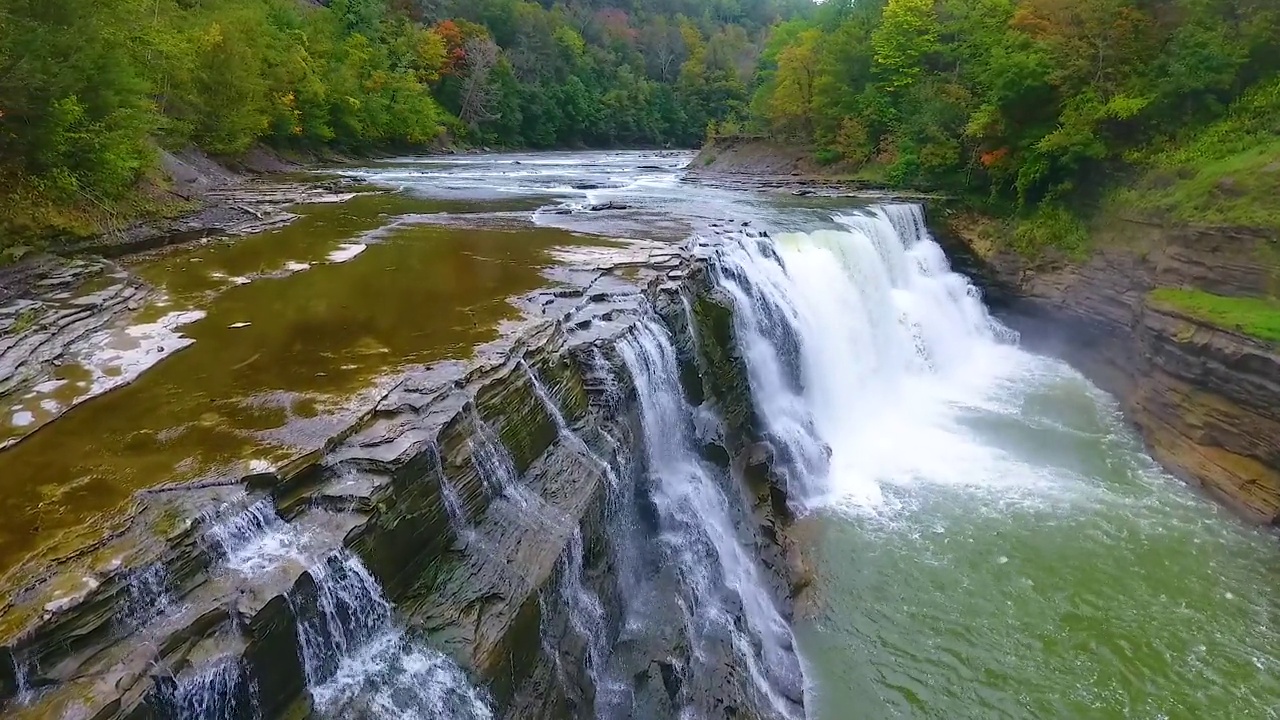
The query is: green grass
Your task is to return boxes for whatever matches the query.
[1148,288,1280,344]
[1011,205,1091,260]
[1111,138,1280,231]
[11,308,43,334]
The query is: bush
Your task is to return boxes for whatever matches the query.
[1011,205,1090,259]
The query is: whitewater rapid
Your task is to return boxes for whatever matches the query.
[708,204,1037,513]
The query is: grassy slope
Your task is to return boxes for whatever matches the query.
[1109,137,1280,232]
[1149,288,1280,345]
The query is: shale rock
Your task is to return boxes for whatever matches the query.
[934,212,1280,523]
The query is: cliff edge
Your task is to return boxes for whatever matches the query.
[934,212,1280,524]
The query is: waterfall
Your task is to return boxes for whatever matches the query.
[618,318,804,718]
[293,550,393,686]
[290,549,493,719]
[158,656,258,720]
[118,563,177,631]
[521,361,620,711]
[201,498,492,718]
[708,202,1015,510]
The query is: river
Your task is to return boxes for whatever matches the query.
[3,151,1277,719]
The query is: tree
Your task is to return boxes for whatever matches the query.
[458,36,501,128]
[872,0,940,91]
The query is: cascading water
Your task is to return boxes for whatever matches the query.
[289,549,494,719]
[469,409,554,517]
[157,656,258,720]
[617,318,804,718]
[118,563,177,630]
[430,442,477,547]
[199,497,492,719]
[709,203,1014,509]
[205,498,305,574]
[521,361,620,711]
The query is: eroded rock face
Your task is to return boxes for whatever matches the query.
[933,213,1280,523]
[0,238,810,720]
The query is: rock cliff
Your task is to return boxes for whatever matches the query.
[0,235,809,720]
[933,211,1280,524]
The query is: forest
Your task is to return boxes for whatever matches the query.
[732,0,1280,251]
[4,0,1279,255]
[0,0,809,251]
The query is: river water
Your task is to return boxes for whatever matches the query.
[313,152,1280,718]
[4,151,1277,718]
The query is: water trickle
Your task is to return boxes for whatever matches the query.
[557,528,617,707]
[288,549,493,719]
[521,360,618,488]
[521,359,621,713]
[468,407,561,524]
[205,498,303,573]
[118,563,177,630]
[618,317,804,718]
[429,442,476,546]
[9,652,34,702]
[468,411,533,505]
[160,656,258,720]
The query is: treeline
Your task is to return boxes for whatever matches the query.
[733,0,1280,248]
[0,0,808,252]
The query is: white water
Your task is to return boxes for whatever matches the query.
[203,498,492,720]
[162,656,258,720]
[619,319,804,718]
[710,204,1027,513]
[291,549,493,720]
[205,498,309,574]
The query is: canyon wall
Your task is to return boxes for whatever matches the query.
[933,212,1280,524]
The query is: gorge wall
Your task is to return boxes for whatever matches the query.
[0,234,810,720]
[933,212,1280,525]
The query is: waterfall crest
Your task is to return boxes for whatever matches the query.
[708,204,1016,510]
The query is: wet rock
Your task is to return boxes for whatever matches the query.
[587,202,631,212]
[933,210,1280,523]
[0,237,810,720]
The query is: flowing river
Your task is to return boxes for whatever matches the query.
[4,151,1277,719]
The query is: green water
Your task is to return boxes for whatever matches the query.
[799,356,1280,720]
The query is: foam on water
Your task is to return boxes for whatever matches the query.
[619,318,804,718]
[709,204,1053,515]
[205,498,307,574]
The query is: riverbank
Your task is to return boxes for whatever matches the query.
[0,149,370,451]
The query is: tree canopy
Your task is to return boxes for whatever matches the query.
[734,0,1280,245]
[0,0,811,250]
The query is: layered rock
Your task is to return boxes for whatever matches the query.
[933,211,1280,523]
[0,235,810,720]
